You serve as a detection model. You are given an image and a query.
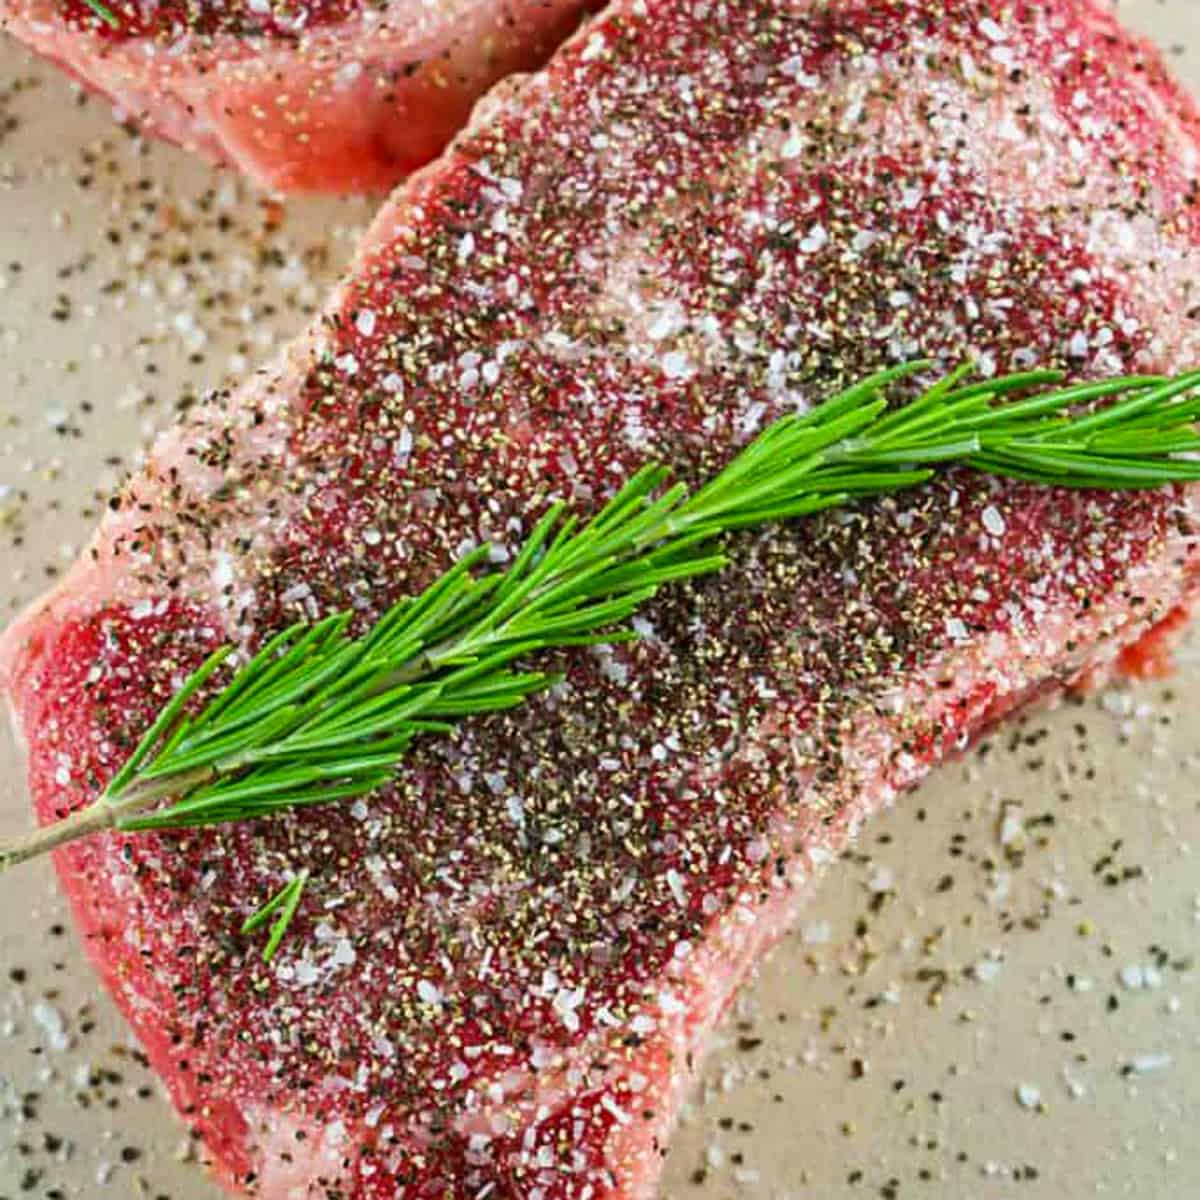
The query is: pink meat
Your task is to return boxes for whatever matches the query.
[1,0,595,193]
[4,1,1200,1196]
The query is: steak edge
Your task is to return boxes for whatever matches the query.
[1,0,594,192]
[3,1,1200,1197]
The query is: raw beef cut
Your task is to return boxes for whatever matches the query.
[1,0,593,192]
[4,1,1200,1197]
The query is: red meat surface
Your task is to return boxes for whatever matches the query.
[1,0,595,192]
[4,1,1200,1197]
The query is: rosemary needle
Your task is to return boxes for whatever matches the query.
[82,0,122,29]
[4,359,1200,885]
[242,870,310,961]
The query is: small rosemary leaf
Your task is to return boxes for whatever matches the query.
[1088,430,1200,456]
[386,544,492,631]
[275,691,438,751]
[481,531,561,621]
[602,479,689,536]
[82,0,121,28]
[982,447,1200,485]
[846,437,982,466]
[809,359,933,425]
[862,360,974,440]
[155,715,194,763]
[425,675,561,715]
[547,511,585,556]
[511,591,657,639]
[241,870,310,962]
[400,720,456,734]
[600,555,729,592]
[638,529,721,567]
[689,492,849,531]
[775,399,888,456]
[808,468,934,493]
[1042,371,1200,439]
[586,545,723,594]
[374,582,492,657]
[960,378,1155,430]
[431,566,530,643]
[220,614,350,713]
[865,391,992,447]
[357,595,414,651]
[937,368,1065,404]
[535,630,641,648]
[104,645,233,799]
[127,775,389,829]
[255,741,417,772]
[223,631,362,713]
[145,705,304,778]
[589,465,672,533]
[288,678,415,736]
[241,873,301,934]
[194,624,309,729]
[962,453,1063,486]
[1024,442,1200,479]
[431,640,549,687]
[687,453,820,523]
[261,871,309,962]
[1119,393,1200,432]
[520,554,627,614]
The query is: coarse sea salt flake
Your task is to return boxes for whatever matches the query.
[945,616,969,642]
[975,957,1002,983]
[800,223,828,253]
[661,350,694,379]
[868,867,893,893]
[803,920,831,945]
[780,131,805,160]
[417,980,444,1007]
[581,33,606,62]
[294,961,320,986]
[32,1002,70,1052]
[1125,961,1152,991]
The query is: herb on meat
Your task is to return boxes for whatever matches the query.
[4,360,1200,877]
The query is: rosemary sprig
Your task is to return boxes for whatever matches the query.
[4,360,1200,879]
[81,0,122,29]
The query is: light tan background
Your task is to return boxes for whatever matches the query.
[1,2,1198,1196]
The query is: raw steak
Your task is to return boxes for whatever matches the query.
[1,0,593,192]
[4,0,1200,1196]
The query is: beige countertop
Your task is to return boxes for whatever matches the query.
[1,2,1198,1197]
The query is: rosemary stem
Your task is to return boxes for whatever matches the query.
[0,763,218,873]
[0,802,116,871]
